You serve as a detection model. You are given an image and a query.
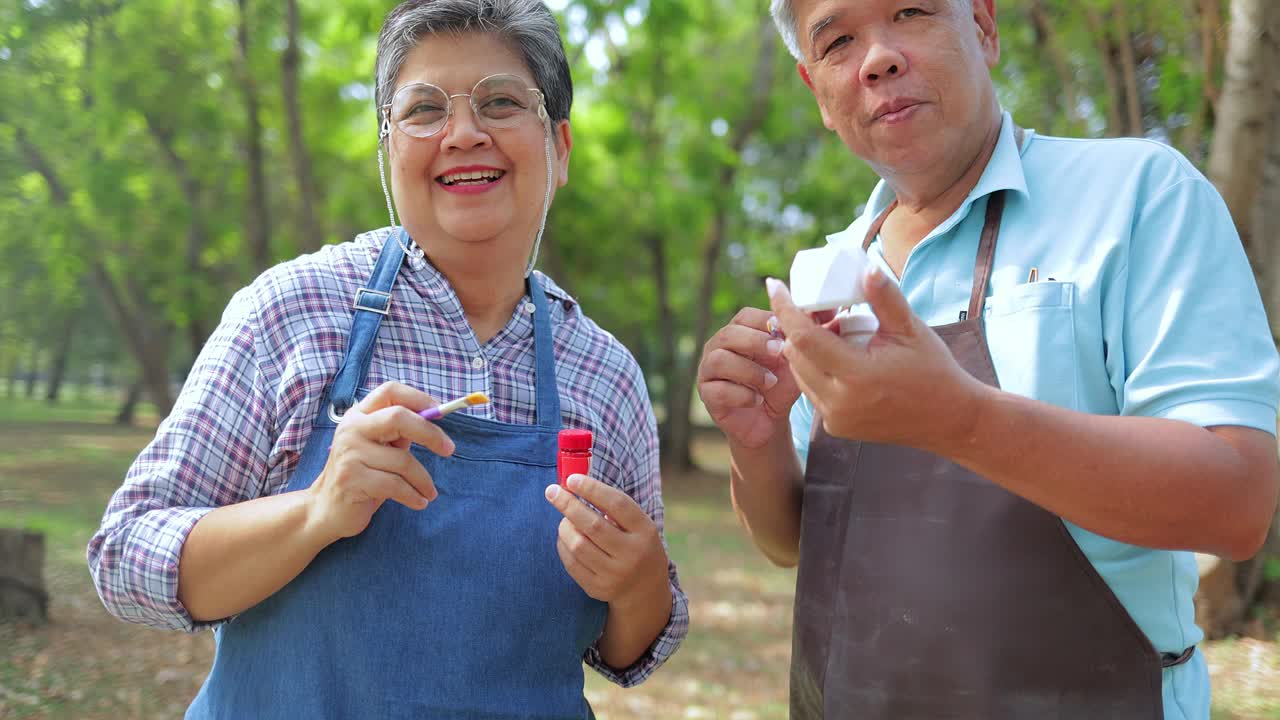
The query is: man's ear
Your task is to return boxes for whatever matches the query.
[799,64,836,131]
[973,0,1000,67]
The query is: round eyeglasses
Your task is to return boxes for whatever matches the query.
[382,73,546,139]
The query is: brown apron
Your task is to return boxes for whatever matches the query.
[790,182,1190,719]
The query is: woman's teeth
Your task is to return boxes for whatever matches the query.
[440,170,505,186]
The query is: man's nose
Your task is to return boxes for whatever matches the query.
[861,41,907,85]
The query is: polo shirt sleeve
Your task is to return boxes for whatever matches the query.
[791,395,816,467]
[1102,174,1280,433]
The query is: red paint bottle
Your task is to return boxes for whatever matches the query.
[557,429,593,487]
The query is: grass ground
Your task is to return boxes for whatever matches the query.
[0,395,1277,719]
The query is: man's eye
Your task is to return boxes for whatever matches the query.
[897,8,925,20]
[825,35,852,55]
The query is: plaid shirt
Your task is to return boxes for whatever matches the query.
[87,227,688,687]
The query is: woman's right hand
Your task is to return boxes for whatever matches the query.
[304,382,455,544]
[697,308,802,449]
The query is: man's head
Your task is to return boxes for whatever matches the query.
[771,0,1001,180]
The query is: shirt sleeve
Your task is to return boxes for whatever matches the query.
[583,360,690,688]
[1103,175,1280,432]
[791,395,816,467]
[86,285,277,632]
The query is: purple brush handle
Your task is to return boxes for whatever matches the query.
[418,406,445,421]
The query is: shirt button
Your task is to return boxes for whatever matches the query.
[524,302,537,314]
[472,355,485,370]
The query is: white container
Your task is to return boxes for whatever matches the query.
[789,244,873,312]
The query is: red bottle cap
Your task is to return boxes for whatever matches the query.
[558,429,593,451]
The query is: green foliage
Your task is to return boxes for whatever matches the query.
[0,0,1237,444]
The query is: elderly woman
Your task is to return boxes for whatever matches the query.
[86,1,688,716]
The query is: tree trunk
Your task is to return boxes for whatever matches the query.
[237,0,272,272]
[1027,0,1082,131]
[1261,72,1280,339]
[44,310,76,404]
[1084,7,1128,137]
[1180,0,1210,165]
[1204,0,1280,634]
[14,122,176,418]
[145,116,212,359]
[1207,0,1280,276]
[1113,1,1145,135]
[5,355,17,399]
[24,345,39,399]
[646,228,679,453]
[1197,0,1224,117]
[665,18,778,470]
[0,529,48,623]
[282,0,324,252]
[93,264,174,417]
[115,379,144,426]
[1235,67,1280,626]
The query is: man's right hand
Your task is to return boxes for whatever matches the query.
[697,308,801,449]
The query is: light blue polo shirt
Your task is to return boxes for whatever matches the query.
[790,111,1280,719]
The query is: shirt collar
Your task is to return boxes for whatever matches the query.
[827,110,1031,246]
[358,228,576,308]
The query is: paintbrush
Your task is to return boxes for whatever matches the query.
[418,391,490,421]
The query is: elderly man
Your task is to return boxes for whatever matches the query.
[696,0,1280,718]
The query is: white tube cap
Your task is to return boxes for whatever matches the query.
[837,309,879,336]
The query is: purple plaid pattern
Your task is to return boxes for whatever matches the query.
[87,227,688,687]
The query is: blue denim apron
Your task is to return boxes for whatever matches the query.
[188,230,608,719]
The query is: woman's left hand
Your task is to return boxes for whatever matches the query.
[545,475,670,608]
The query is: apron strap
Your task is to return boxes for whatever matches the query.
[328,229,410,416]
[860,192,1005,322]
[967,191,1005,320]
[526,273,562,429]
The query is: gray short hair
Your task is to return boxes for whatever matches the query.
[770,0,804,61]
[771,0,974,61]
[375,0,574,130]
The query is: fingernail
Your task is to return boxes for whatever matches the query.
[866,266,886,289]
[754,393,764,406]
[545,484,560,501]
[767,316,781,338]
[443,438,456,455]
[765,277,783,298]
[568,474,584,491]
[767,339,784,355]
[763,371,779,389]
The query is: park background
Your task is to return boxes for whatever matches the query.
[3,0,1280,717]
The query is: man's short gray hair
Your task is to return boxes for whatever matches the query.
[375,0,574,129]
[770,0,804,61]
[770,0,975,61]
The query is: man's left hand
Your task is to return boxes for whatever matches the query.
[545,475,670,609]
[767,266,986,451]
